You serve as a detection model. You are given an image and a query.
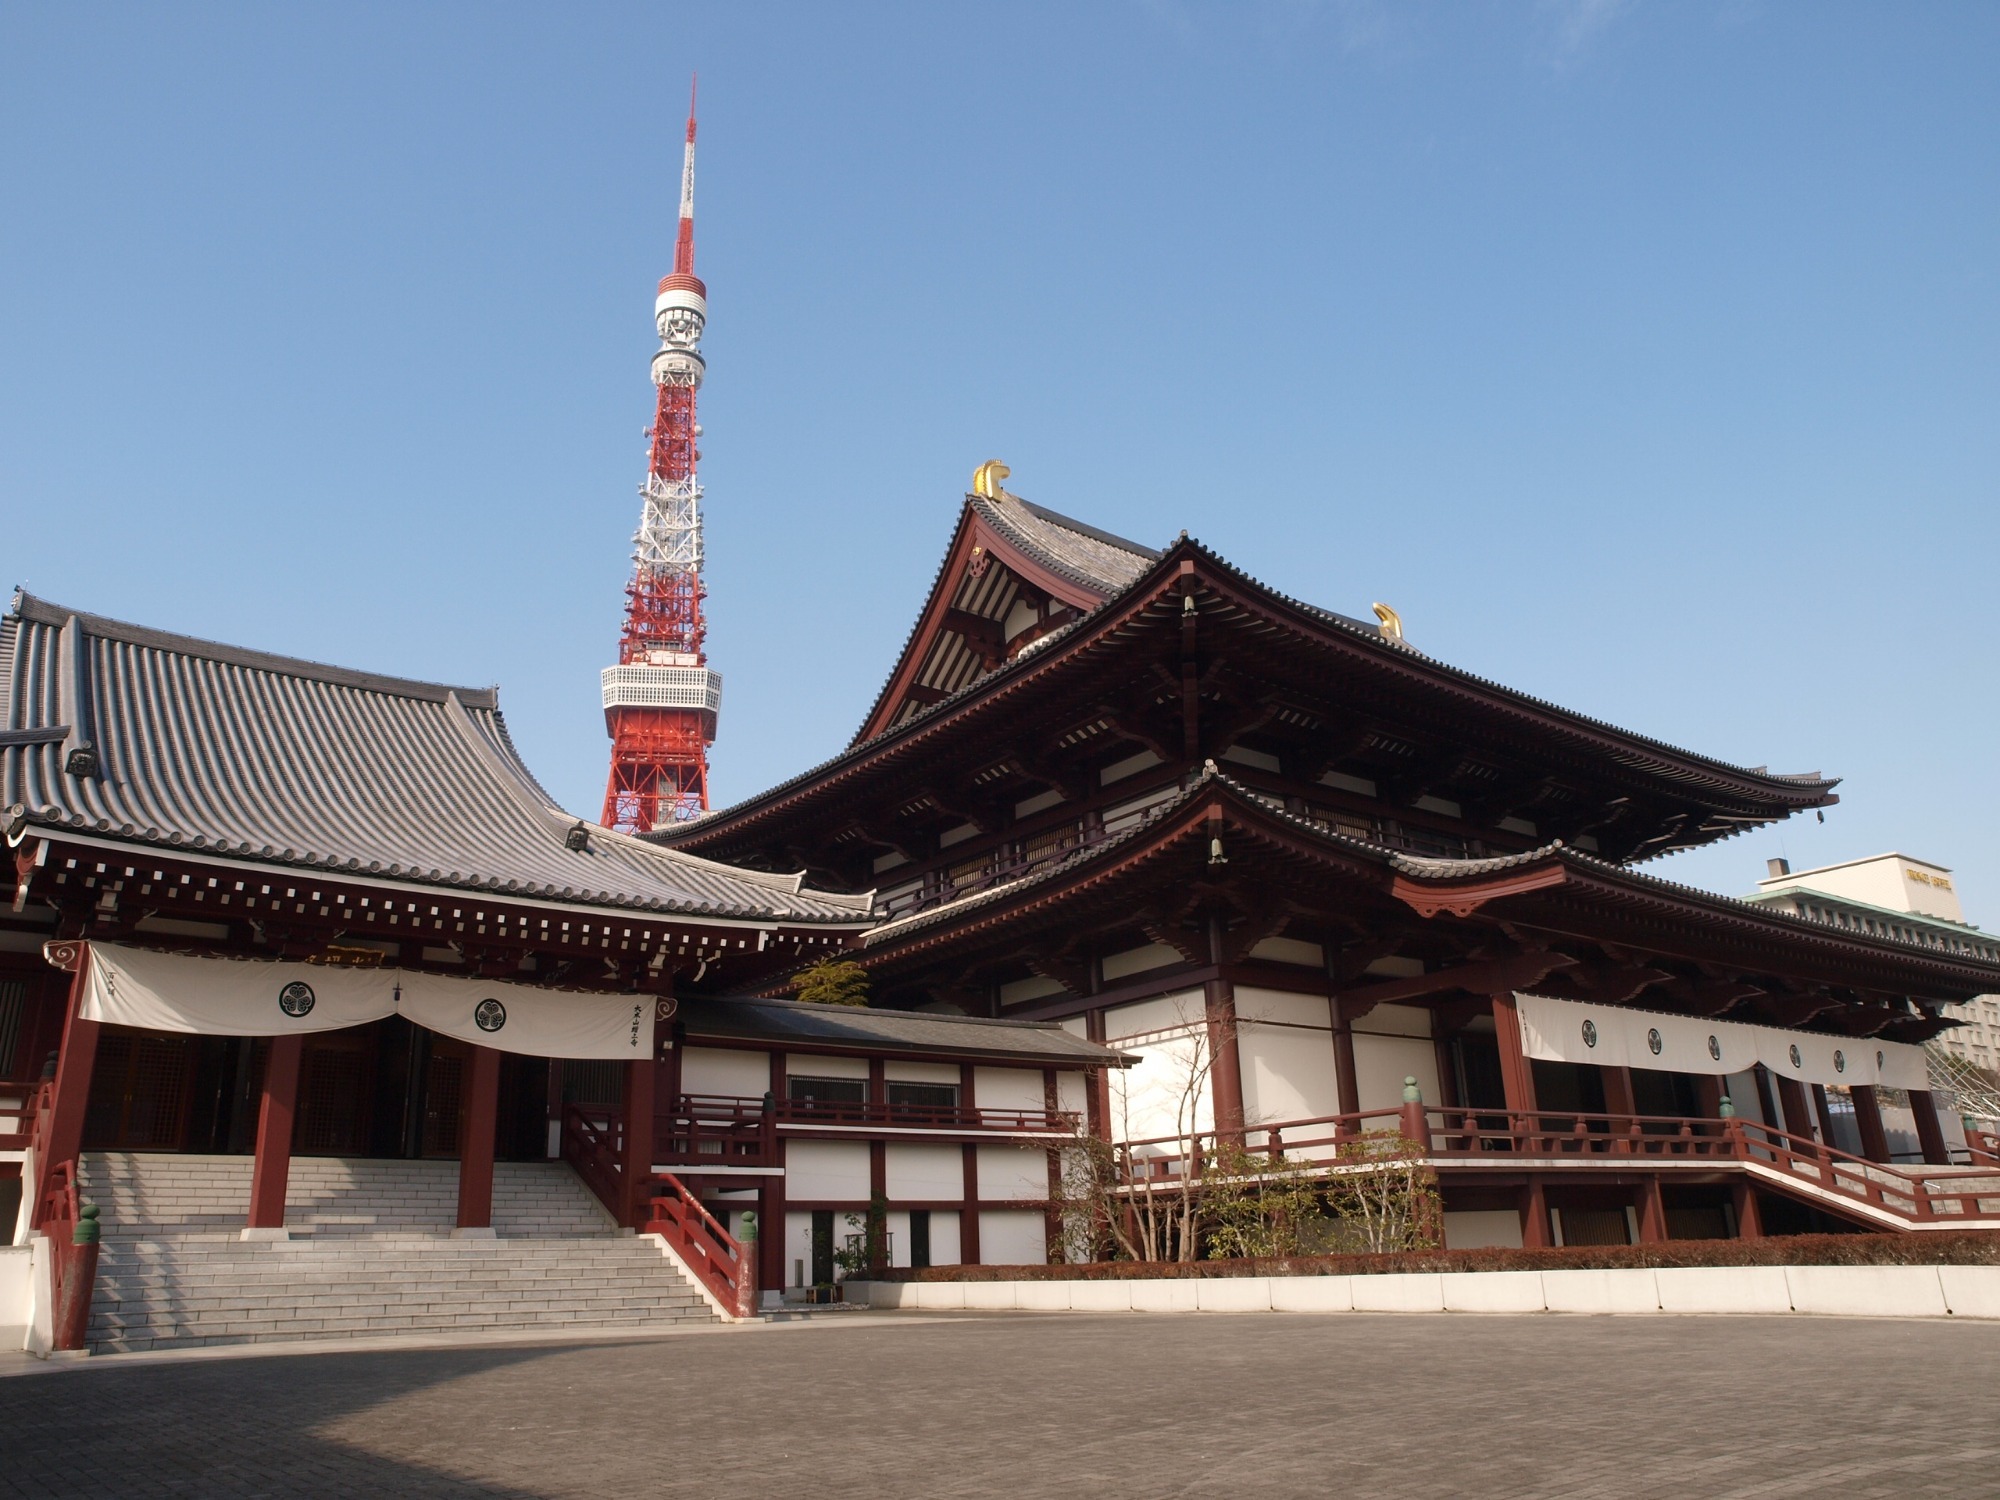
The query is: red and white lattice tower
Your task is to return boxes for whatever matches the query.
[600,87,722,832]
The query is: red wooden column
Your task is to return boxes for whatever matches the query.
[32,947,101,1231]
[1731,1180,1764,1241]
[1775,1076,1816,1143]
[1518,1178,1551,1249]
[619,1051,656,1228]
[1909,1089,1952,1166]
[1635,1176,1667,1243]
[246,1034,304,1238]
[1490,993,1539,1124]
[1329,997,1361,1124]
[959,1062,981,1265]
[1850,1085,1893,1163]
[455,1044,502,1234]
[1601,1066,1638,1121]
[1811,1084,1839,1148]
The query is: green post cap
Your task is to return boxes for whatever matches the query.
[737,1210,758,1241]
[74,1202,100,1246]
[1717,1096,1736,1118]
[1402,1076,1422,1103]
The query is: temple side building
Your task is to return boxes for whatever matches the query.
[661,484,2000,1247]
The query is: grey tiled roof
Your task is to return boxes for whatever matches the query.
[678,994,1126,1064]
[0,593,873,924]
[972,494,1158,596]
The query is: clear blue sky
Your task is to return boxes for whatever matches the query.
[4,4,1996,917]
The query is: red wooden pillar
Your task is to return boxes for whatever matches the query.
[1203,979,1246,1149]
[1601,1066,1637,1121]
[32,949,101,1231]
[1491,993,1538,1126]
[1811,1084,1839,1148]
[1330,997,1361,1123]
[1775,1076,1816,1143]
[1084,1011,1112,1141]
[1731,1180,1764,1241]
[1518,1177,1550,1249]
[246,1034,304,1237]
[1692,1073,1725,1118]
[960,1063,981,1265]
[455,1044,502,1233]
[619,1052,656,1228]
[1636,1176,1667,1243]
[758,1158,787,1301]
[1850,1085,1893,1163]
[1910,1089,1952,1166]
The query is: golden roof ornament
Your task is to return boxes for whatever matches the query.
[1371,602,1405,641]
[972,460,1011,499]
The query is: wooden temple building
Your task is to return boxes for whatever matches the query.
[6,484,2000,1352]
[660,487,2000,1248]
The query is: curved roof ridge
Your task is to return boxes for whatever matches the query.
[10,590,496,709]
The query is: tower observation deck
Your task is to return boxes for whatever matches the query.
[601,87,722,832]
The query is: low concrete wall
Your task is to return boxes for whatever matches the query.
[0,1244,32,1351]
[853,1264,2000,1320]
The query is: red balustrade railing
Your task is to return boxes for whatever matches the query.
[0,1080,46,1153]
[560,1104,624,1221]
[642,1170,756,1319]
[37,1160,99,1351]
[1112,1106,2000,1226]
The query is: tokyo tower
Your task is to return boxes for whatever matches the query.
[600,84,721,832]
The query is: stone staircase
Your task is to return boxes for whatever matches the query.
[78,1153,720,1353]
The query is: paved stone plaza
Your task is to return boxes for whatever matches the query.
[5,1312,1998,1497]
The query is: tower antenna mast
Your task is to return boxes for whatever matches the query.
[600,79,720,832]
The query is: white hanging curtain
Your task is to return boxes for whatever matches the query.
[81,942,654,1062]
[1514,991,1931,1092]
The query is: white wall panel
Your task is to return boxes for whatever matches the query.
[886,1143,964,1201]
[884,1060,961,1084]
[1109,1029,1213,1144]
[784,1212,813,1289]
[785,1140,871,1200]
[974,1066,1046,1113]
[1238,1024,1341,1128]
[978,1143,1049,1201]
[679,1047,768,1099]
[1444,1210,1524,1250]
[1103,990,1206,1042]
[787,1054,868,1080]
[930,1210,962,1267]
[1352,1033,1440,1116]
[979,1210,1048,1266]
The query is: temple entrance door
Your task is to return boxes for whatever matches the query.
[83,1030,196,1150]
[294,1031,377,1156]
[421,1037,471,1158]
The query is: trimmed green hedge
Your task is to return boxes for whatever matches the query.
[878,1231,2000,1282]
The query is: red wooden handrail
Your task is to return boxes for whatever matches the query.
[642,1170,756,1319]
[37,1160,99,1352]
[560,1104,625,1223]
[1110,1106,2000,1225]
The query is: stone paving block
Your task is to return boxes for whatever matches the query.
[1440,1270,1545,1313]
[1654,1265,1792,1315]
[1127,1279,1199,1312]
[1268,1276,1354,1312]
[1349,1273,1445,1312]
[1784,1264,1948,1319]
[1194,1278,1272,1312]
[1936,1264,2000,1318]
[1540,1268,1660,1314]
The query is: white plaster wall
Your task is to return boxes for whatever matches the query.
[978,1144,1049,1201]
[1247,937,1324,968]
[0,1245,29,1351]
[1722,1071,1767,1124]
[1109,1030,1213,1144]
[886,1210,913,1269]
[1102,942,1182,980]
[1360,1002,1433,1040]
[884,1060,961,1084]
[930,1210,963,1267]
[886,1143,964,1201]
[679,1047,768,1099]
[1000,975,1065,1005]
[1054,1071,1087,1116]
[979,1210,1048,1266]
[783,1212,814,1288]
[788,1054,868,1081]
[785,1141,871,1200]
[1353,1037,1440,1115]
[1236,1013,1342,1128]
[974,1067,1046,1113]
[1444,1211,1524,1250]
[1103,990,1206,1042]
